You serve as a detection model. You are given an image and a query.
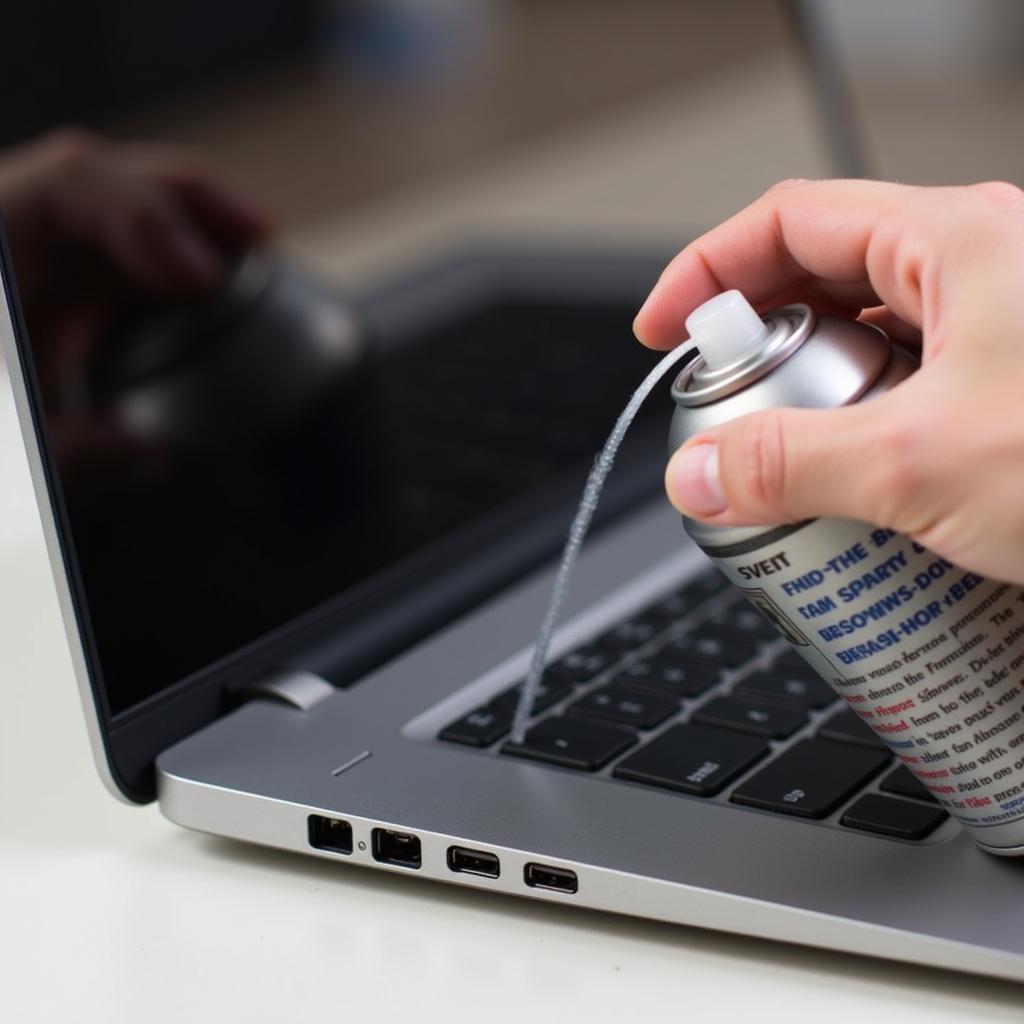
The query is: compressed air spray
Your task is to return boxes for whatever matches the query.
[670,291,1024,856]
[511,341,697,743]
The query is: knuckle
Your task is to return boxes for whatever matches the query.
[971,179,1024,213]
[963,182,1024,238]
[763,177,809,198]
[868,416,934,527]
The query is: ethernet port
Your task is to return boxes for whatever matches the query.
[308,815,353,855]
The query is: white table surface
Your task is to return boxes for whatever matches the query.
[3,58,1023,1022]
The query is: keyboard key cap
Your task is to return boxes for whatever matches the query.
[645,591,699,625]
[439,705,512,747]
[568,685,678,729]
[731,739,890,818]
[733,668,836,709]
[502,716,636,771]
[841,794,948,840]
[665,629,761,667]
[693,696,807,739]
[706,604,778,640]
[880,765,939,804]
[613,658,720,698]
[614,724,769,797]
[770,649,815,675]
[595,618,662,651]
[546,646,617,684]
[817,709,888,750]
[686,568,730,598]
[494,679,572,714]
[699,624,768,659]
[646,572,726,624]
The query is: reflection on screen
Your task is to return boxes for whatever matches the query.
[33,261,664,714]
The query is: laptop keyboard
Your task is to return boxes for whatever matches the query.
[438,569,950,842]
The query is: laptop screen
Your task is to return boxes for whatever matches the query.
[18,251,667,719]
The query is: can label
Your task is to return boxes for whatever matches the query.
[706,518,1024,832]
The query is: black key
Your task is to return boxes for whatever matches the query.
[880,765,939,804]
[439,704,512,747]
[613,658,720,698]
[770,649,815,675]
[693,696,807,739]
[665,629,761,667]
[645,591,699,625]
[614,724,769,797]
[502,716,636,771]
[686,568,729,598]
[546,646,617,684]
[817,709,888,750]
[646,571,726,624]
[733,668,836,709]
[706,604,778,640]
[731,739,890,818]
[700,623,769,657]
[568,685,678,729]
[841,794,948,840]
[494,679,572,714]
[595,617,662,651]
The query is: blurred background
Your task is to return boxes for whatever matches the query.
[3,0,1023,283]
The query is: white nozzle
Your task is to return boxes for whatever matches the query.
[685,289,769,370]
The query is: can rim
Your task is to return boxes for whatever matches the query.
[671,303,815,406]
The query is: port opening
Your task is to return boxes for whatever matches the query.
[308,815,353,855]
[372,828,422,869]
[447,846,500,878]
[524,862,578,894]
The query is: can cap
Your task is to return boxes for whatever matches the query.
[685,289,769,370]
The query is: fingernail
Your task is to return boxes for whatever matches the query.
[667,443,727,516]
[632,306,649,342]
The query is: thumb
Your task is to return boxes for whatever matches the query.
[665,397,911,529]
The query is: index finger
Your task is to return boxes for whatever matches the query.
[633,178,920,349]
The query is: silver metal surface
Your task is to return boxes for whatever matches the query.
[668,310,897,457]
[235,670,336,711]
[157,500,1024,982]
[671,304,817,406]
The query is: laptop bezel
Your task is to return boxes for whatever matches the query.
[0,221,131,797]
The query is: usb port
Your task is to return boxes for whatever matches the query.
[308,815,353,855]
[524,862,578,894]
[371,828,422,869]
[447,846,500,878]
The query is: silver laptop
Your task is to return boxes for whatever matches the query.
[2,233,1022,983]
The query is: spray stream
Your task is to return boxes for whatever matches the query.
[510,341,697,743]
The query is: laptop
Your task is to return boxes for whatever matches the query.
[2,231,1022,983]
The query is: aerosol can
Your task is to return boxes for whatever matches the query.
[669,291,1024,855]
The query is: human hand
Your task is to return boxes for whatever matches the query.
[0,128,272,367]
[633,179,1024,585]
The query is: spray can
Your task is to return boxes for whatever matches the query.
[669,291,1024,855]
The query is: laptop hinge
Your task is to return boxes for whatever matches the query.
[232,670,336,711]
